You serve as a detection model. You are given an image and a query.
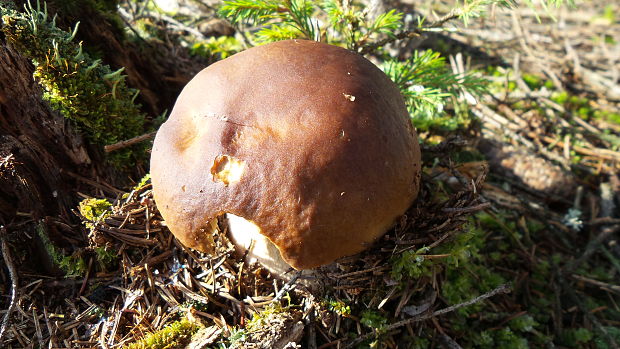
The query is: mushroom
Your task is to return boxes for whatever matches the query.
[151,39,421,279]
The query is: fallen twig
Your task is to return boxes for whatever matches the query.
[571,274,620,296]
[273,271,302,302]
[0,226,19,344]
[553,263,619,349]
[344,284,511,348]
[104,131,157,153]
[526,132,620,163]
[564,225,620,274]
[359,9,460,54]
[442,202,490,213]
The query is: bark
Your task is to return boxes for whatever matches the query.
[0,1,205,275]
[0,31,92,222]
[0,1,203,222]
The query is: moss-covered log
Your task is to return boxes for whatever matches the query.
[0,29,91,222]
[0,0,201,222]
[0,0,202,277]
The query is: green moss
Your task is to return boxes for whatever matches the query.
[389,220,489,284]
[123,319,200,349]
[559,328,594,347]
[526,219,545,234]
[389,246,432,281]
[512,100,527,110]
[135,173,152,189]
[245,302,290,333]
[520,73,552,90]
[509,315,537,333]
[442,265,505,316]
[568,95,589,108]
[491,328,529,349]
[559,328,593,347]
[507,80,517,92]
[438,213,550,347]
[79,199,119,271]
[603,34,616,45]
[227,328,247,346]
[94,246,118,270]
[219,301,302,346]
[594,110,620,125]
[190,36,243,61]
[594,326,620,349]
[60,254,88,277]
[128,17,164,42]
[413,112,474,134]
[79,198,112,224]
[324,298,351,316]
[443,209,620,348]
[522,73,543,89]
[578,106,590,119]
[603,5,616,22]
[0,3,147,165]
[407,336,431,348]
[360,309,388,332]
[37,223,87,277]
[485,65,502,76]
[551,91,569,104]
[122,173,152,199]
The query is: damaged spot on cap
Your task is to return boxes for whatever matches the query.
[211,155,245,185]
[343,93,355,102]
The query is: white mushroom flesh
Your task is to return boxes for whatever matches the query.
[225,213,293,277]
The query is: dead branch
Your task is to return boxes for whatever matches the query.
[0,226,18,344]
[564,225,620,274]
[344,284,511,348]
[104,131,157,153]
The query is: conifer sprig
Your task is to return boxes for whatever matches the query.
[219,0,319,41]
[383,50,488,129]
[218,0,287,24]
[458,0,516,25]
[322,0,403,50]
[368,10,403,36]
[219,0,526,51]
[216,0,573,131]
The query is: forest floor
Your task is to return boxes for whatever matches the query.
[1,0,619,348]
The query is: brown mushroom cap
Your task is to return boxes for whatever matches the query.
[151,39,421,270]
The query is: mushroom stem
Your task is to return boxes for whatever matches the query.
[226,213,294,277]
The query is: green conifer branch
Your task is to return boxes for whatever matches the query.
[458,0,516,25]
[256,24,301,41]
[219,0,288,25]
[367,10,403,36]
[220,0,319,41]
[216,0,497,130]
[383,50,488,130]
